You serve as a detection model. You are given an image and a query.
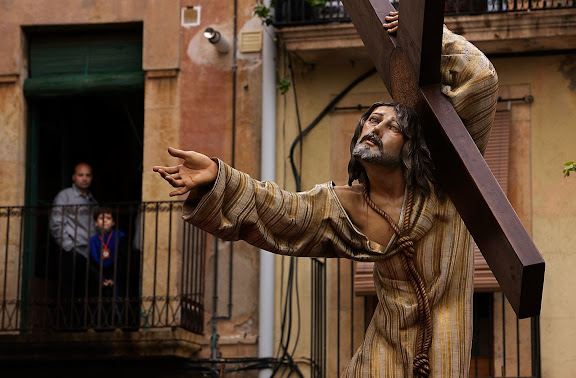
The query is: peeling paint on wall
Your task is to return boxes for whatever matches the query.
[558,55,576,91]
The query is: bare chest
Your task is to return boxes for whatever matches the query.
[343,197,404,248]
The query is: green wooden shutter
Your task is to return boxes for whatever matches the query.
[24,30,144,97]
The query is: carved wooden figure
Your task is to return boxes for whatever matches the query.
[340,0,544,318]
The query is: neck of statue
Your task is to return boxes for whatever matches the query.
[363,164,405,201]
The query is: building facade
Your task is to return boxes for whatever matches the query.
[0,0,575,377]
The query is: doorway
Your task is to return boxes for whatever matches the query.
[29,94,144,206]
[22,25,145,330]
[25,94,144,330]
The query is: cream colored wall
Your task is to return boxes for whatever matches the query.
[275,60,387,191]
[492,54,576,377]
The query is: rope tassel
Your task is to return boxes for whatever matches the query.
[362,184,433,378]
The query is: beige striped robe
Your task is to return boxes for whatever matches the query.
[183,26,498,378]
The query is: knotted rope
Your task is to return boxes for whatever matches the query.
[362,183,433,378]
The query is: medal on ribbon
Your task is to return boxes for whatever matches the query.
[98,232,113,260]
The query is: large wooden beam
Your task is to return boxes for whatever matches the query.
[396,0,444,86]
[341,0,544,318]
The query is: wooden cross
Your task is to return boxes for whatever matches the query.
[340,0,544,318]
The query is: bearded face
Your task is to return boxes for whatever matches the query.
[352,132,401,168]
[352,105,404,170]
[348,102,436,196]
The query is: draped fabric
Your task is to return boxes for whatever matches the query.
[182,27,498,378]
[440,25,499,155]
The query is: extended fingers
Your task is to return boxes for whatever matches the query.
[167,147,189,159]
[169,186,191,197]
[165,173,185,187]
[385,11,398,20]
[153,166,179,175]
[386,23,398,34]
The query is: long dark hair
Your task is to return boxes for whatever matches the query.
[347,102,438,197]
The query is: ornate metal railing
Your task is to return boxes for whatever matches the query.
[274,0,576,26]
[0,201,205,333]
[311,258,327,378]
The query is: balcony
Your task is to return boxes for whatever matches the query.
[274,0,576,62]
[0,202,206,361]
[274,0,576,26]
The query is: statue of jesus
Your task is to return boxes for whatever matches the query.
[154,16,498,378]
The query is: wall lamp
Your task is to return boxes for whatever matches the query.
[203,27,230,54]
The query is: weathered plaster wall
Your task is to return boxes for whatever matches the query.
[0,79,26,206]
[0,0,179,76]
[492,54,576,377]
[0,0,265,367]
[0,0,181,340]
[176,0,264,363]
[0,0,180,206]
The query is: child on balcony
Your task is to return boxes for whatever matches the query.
[89,207,126,328]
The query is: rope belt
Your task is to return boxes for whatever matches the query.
[362,184,432,378]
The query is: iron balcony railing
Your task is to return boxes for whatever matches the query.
[0,201,206,333]
[274,0,576,26]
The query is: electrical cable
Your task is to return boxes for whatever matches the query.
[273,253,298,377]
[278,65,377,377]
[269,44,303,378]
[290,253,302,358]
[281,50,304,378]
[183,357,303,377]
[287,50,303,360]
[288,67,377,192]
[288,51,304,191]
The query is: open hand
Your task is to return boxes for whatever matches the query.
[383,11,398,35]
[153,147,218,197]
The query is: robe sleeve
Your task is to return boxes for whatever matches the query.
[440,25,499,154]
[182,160,343,258]
[182,160,393,261]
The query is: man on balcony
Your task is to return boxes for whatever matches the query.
[153,16,498,378]
[49,162,98,326]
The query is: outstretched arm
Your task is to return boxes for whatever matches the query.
[154,151,397,261]
[153,147,219,199]
[182,160,392,261]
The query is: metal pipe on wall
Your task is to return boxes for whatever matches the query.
[259,0,276,375]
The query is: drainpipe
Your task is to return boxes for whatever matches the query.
[259,1,276,376]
